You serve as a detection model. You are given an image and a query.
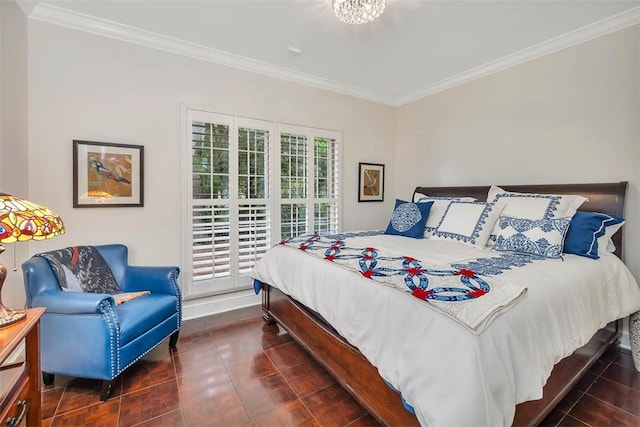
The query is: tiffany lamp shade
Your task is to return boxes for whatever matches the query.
[0,193,65,327]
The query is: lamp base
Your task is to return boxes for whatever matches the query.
[0,256,27,328]
[0,305,26,328]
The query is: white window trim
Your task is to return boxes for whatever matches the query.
[276,123,342,240]
[182,106,342,300]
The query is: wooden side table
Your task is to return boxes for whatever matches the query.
[0,307,45,427]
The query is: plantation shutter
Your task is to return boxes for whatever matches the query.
[184,109,340,299]
[278,125,340,240]
[187,110,273,296]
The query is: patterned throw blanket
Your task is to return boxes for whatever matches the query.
[37,246,149,305]
[279,233,533,333]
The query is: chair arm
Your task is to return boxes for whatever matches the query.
[31,290,115,315]
[121,265,180,296]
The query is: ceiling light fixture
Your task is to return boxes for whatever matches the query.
[333,0,386,25]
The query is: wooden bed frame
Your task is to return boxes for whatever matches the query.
[261,182,628,426]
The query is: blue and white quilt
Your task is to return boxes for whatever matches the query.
[270,232,533,332]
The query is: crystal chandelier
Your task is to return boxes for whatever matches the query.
[333,0,387,25]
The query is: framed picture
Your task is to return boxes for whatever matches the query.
[73,140,144,207]
[358,162,384,202]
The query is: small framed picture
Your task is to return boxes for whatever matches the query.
[73,140,144,207]
[358,162,384,202]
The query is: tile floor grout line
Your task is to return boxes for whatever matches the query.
[582,383,640,421]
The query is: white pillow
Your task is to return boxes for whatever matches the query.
[431,201,503,248]
[486,186,587,246]
[597,220,625,254]
[414,193,477,237]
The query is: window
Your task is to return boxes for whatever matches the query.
[278,124,340,240]
[184,109,341,298]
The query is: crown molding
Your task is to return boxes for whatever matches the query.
[395,6,640,106]
[28,3,397,105]
[15,1,38,17]
[29,3,639,107]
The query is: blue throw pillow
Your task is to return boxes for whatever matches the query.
[563,211,624,259]
[384,199,433,239]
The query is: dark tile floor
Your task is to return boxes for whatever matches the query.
[41,305,640,426]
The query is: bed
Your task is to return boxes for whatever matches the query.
[251,182,640,426]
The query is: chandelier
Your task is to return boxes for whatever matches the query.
[333,0,387,25]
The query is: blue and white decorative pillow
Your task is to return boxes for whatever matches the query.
[563,211,624,259]
[431,201,502,248]
[486,186,587,247]
[493,215,571,259]
[413,193,477,237]
[384,199,434,239]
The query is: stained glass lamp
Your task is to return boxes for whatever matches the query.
[0,193,65,327]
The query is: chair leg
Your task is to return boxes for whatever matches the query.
[169,330,179,348]
[42,372,55,385]
[100,380,112,401]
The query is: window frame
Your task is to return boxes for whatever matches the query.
[182,107,342,299]
[276,123,341,240]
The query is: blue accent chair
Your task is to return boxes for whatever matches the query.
[22,244,181,400]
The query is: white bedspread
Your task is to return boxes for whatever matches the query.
[251,234,640,427]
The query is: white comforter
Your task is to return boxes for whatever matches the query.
[251,234,640,427]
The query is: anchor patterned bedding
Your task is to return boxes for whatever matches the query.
[251,232,640,426]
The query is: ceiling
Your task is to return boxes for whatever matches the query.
[20,0,640,105]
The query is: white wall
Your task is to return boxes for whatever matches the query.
[396,25,640,280]
[0,1,29,309]
[25,21,396,308]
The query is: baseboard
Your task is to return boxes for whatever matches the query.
[617,315,632,351]
[621,331,631,351]
[182,289,261,321]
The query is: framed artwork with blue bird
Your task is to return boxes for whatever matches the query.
[73,140,144,207]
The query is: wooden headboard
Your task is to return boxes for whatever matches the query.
[412,182,628,260]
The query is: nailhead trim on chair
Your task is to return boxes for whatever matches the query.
[169,268,183,330]
[99,300,180,379]
[117,268,183,374]
[118,327,181,374]
[98,268,182,380]
[99,299,119,378]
